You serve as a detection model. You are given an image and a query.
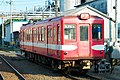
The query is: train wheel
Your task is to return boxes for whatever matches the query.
[83,69,89,73]
[64,67,71,74]
[94,61,98,73]
[51,60,58,71]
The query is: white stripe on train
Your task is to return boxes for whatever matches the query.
[20,42,105,51]
[20,42,77,51]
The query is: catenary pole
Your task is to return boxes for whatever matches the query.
[55,0,58,17]
[2,13,4,47]
[115,0,117,42]
[9,0,13,42]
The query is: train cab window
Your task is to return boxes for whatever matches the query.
[80,26,88,41]
[64,24,76,40]
[92,24,102,39]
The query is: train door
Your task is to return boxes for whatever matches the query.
[78,24,90,57]
[47,25,53,56]
[52,24,61,58]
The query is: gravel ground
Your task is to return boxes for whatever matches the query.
[87,65,120,80]
[0,51,71,80]
[2,50,120,80]
[0,52,19,80]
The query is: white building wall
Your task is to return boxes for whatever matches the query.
[4,21,28,42]
[4,24,11,42]
[107,0,120,41]
[107,0,120,22]
[60,0,76,11]
[13,21,28,32]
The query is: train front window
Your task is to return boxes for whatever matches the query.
[64,24,76,40]
[80,26,88,41]
[92,24,102,39]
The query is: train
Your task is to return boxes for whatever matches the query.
[20,13,104,73]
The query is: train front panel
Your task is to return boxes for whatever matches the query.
[62,15,104,60]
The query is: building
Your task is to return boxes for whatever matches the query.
[59,0,94,11]
[75,0,107,14]
[75,0,120,41]
[4,21,28,46]
[60,5,115,42]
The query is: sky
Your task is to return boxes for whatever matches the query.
[0,0,46,24]
[0,0,46,12]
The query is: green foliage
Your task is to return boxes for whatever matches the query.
[4,19,27,25]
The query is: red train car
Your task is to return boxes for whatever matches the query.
[20,13,104,73]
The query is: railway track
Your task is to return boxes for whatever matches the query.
[0,51,102,80]
[0,56,26,80]
[22,54,101,80]
[64,71,101,80]
[0,73,4,80]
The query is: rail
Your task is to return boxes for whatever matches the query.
[0,73,4,80]
[0,56,26,80]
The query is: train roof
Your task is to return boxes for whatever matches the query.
[21,15,103,29]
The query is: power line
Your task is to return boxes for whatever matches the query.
[13,2,44,5]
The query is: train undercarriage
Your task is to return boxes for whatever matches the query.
[21,50,101,74]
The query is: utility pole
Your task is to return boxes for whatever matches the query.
[2,13,4,47]
[7,0,13,42]
[6,0,13,42]
[115,0,117,42]
[55,0,58,17]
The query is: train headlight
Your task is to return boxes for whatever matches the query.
[79,13,90,20]
[64,52,68,55]
[100,51,103,54]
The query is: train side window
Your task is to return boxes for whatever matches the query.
[41,27,45,41]
[38,27,41,41]
[36,28,39,41]
[28,29,30,41]
[30,28,32,41]
[27,29,29,40]
[48,28,52,37]
[53,27,56,41]
[80,26,88,41]
[92,24,102,39]
[64,24,76,40]
[58,25,61,41]
[23,30,26,40]
[33,29,36,41]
